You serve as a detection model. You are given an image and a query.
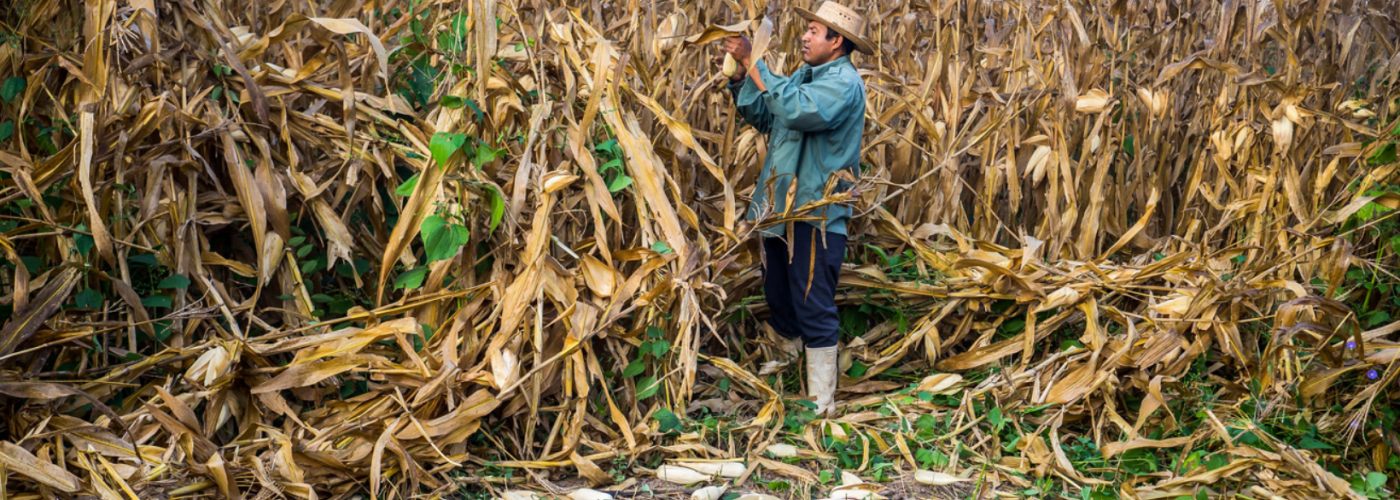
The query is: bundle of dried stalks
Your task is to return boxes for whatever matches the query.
[1,0,1399,498]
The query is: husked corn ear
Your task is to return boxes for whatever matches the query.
[568,489,613,500]
[722,53,738,77]
[692,486,727,500]
[914,470,969,485]
[657,465,710,484]
[676,462,745,478]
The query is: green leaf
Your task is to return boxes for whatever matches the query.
[646,326,665,339]
[651,241,673,254]
[396,172,421,196]
[1364,310,1391,328]
[311,294,334,303]
[651,340,671,357]
[464,99,484,122]
[275,294,295,300]
[1003,434,1022,453]
[915,414,937,430]
[158,274,191,290]
[440,95,465,108]
[130,254,159,266]
[485,185,505,237]
[403,60,440,108]
[1357,200,1394,221]
[142,295,172,308]
[636,376,661,400]
[153,320,174,340]
[847,361,868,378]
[474,143,504,167]
[429,132,467,166]
[73,224,94,257]
[622,360,645,378]
[421,215,471,262]
[330,297,355,315]
[914,448,935,468]
[1367,142,1397,166]
[818,471,832,484]
[0,120,13,142]
[288,236,307,247]
[439,13,470,52]
[718,378,730,391]
[394,267,428,289]
[1,77,26,103]
[595,139,619,154]
[989,407,1005,430]
[296,245,314,258]
[1366,472,1387,490]
[1298,435,1333,450]
[653,408,682,434]
[607,174,634,192]
[75,288,103,309]
[1204,453,1228,470]
[600,158,623,172]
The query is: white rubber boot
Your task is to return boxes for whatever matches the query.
[806,345,839,417]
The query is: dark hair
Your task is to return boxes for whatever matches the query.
[824,27,858,56]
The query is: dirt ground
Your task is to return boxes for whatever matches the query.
[500,469,980,500]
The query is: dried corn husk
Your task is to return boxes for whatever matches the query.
[1075,89,1112,113]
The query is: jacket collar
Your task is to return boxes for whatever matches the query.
[800,55,852,79]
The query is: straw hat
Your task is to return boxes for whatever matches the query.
[795,1,876,55]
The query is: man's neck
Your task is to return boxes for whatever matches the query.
[809,53,846,67]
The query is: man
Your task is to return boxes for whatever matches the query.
[718,1,872,417]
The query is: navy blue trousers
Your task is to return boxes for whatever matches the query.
[762,222,847,349]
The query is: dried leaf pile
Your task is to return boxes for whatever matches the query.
[1,0,1400,499]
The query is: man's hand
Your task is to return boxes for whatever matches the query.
[721,35,753,70]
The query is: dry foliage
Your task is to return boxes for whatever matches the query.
[1,0,1399,499]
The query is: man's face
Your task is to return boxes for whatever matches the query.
[801,21,843,66]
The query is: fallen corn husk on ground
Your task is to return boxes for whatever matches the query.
[1,0,1399,499]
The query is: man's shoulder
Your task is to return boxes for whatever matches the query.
[820,59,865,88]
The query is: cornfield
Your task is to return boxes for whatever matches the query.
[1,0,1399,498]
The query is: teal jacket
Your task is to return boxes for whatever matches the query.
[726,55,866,237]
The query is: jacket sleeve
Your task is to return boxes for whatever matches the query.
[754,60,855,132]
[726,75,774,135]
